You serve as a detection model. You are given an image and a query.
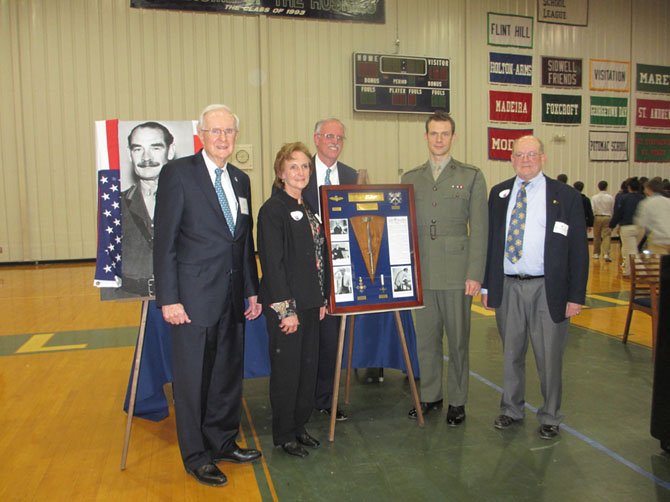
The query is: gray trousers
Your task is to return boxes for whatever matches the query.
[414,289,471,405]
[495,277,569,425]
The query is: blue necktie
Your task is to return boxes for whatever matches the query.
[325,168,332,185]
[215,168,236,234]
[505,181,529,264]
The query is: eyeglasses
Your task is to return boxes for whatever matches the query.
[512,151,541,159]
[201,128,238,137]
[318,133,346,142]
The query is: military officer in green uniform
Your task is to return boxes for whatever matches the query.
[401,112,488,426]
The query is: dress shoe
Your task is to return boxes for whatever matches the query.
[281,441,309,458]
[493,414,522,429]
[408,399,443,420]
[214,446,262,464]
[446,405,466,426]
[604,254,612,262]
[186,463,228,487]
[592,253,599,259]
[296,432,320,449]
[318,408,349,421]
[539,424,560,440]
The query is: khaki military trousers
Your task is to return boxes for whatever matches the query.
[414,289,471,405]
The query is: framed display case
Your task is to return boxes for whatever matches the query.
[320,184,423,314]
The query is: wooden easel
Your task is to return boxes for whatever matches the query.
[328,309,424,441]
[120,299,150,470]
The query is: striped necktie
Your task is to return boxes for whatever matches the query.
[215,168,236,234]
[325,168,332,185]
[505,181,530,263]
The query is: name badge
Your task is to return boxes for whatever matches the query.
[553,221,568,236]
[291,211,304,221]
[238,197,249,215]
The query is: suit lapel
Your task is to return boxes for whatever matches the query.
[545,178,560,230]
[228,165,243,238]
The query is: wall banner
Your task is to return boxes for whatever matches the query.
[635,133,670,162]
[488,127,534,160]
[590,96,628,127]
[589,59,630,92]
[636,99,670,128]
[542,94,581,124]
[541,56,582,88]
[489,52,533,85]
[537,0,588,26]
[130,0,386,23]
[588,131,628,161]
[489,90,533,123]
[637,63,670,94]
[487,13,533,48]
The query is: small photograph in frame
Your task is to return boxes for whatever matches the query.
[330,218,349,241]
[333,266,354,302]
[331,242,351,265]
[391,265,414,297]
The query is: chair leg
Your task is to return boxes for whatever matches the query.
[622,307,633,344]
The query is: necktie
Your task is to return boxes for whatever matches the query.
[505,181,530,264]
[215,168,236,234]
[432,164,442,181]
[325,168,332,185]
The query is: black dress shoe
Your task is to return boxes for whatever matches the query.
[214,447,262,464]
[538,424,560,440]
[296,432,320,449]
[318,408,349,421]
[408,399,443,420]
[493,414,521,429]
[281,441,309,458]
[446,405,466,426]
[186,463,228,487]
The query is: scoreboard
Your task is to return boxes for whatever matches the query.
[353,52,450,114]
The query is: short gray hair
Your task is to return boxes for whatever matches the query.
[198,104,240,131]
[314,118,346,135]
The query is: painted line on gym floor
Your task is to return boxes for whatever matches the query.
[243,398,279,502]
[464,363,670,491]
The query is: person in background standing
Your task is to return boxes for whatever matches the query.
[591,180,614,262]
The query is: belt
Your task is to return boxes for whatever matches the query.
[505,274,544,281]
[122,276,155,297]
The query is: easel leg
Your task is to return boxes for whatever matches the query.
[328,314,348,442]
[344,316,355,404]
[394,311,424,427]
[120,300,150,470]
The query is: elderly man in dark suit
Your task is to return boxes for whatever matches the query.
[482,135,588,440]
[154,104,262,487]
[303,118,358,421]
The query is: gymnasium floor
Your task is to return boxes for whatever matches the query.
[1,243,668,501]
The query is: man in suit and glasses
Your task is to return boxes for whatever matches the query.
[154,104,262,487]
[481,135,588,440]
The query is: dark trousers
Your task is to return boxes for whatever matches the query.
[314,313,341,409]
[170,301,244,470]
[266,307,320,445]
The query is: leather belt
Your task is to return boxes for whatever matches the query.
[505,274,544,281]
[122,276,155,297]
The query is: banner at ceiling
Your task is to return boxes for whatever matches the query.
[590,59,630,92]
[537,0,588,26]
[635,133,670,162]
[590,96,628,127]
[636,99,670,128]
[637,63,670,94]
[130,0,386,23]
[588,131,628,161]
[541,56,582,88]
[488,127,534,161]
[489,52,533,86]
[542,94,581,124]
[489,90,533,123]
[487,13,533,48]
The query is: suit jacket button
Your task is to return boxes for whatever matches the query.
[433,186,438,191]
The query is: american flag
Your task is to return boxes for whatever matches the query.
[94,120,123,288]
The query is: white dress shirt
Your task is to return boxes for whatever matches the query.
[202,150,238,224]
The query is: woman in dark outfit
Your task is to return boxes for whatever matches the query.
[257,142,328,458]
